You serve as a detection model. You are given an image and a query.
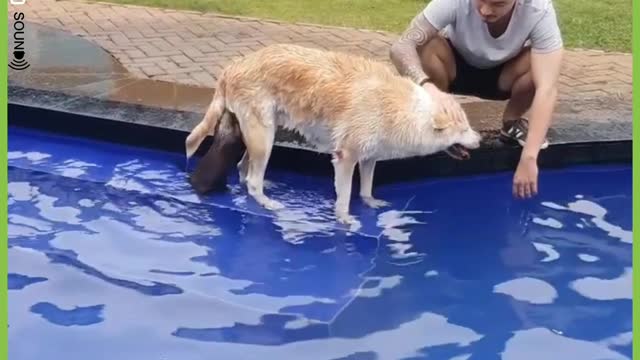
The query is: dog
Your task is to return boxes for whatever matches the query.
[185,44,482,224]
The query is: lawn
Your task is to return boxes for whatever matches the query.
[100,0,632,52]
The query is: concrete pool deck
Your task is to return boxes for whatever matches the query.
[7,1,632,181]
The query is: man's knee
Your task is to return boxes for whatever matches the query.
[418,36,456,89]
[511,73,535,101]
[498,48,532,93]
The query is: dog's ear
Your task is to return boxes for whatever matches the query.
[432,111,453,130]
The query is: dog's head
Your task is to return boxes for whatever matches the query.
[431,108,482,161]
[188,112,246,195]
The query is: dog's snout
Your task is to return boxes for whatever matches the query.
[462,129,482,149]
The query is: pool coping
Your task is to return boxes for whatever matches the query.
[8,83,632,185]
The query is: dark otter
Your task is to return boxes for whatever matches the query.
[188,111,246,194]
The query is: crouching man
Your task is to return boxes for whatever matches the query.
[390,0,564,199]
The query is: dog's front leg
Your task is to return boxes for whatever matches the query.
[358,159,390,208]
[237,150,249,184]
[241,112,283,211]
[332,150,358,224]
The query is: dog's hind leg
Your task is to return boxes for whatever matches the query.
[332,149,358,224]
[237,150,249,184]
[240,109,283,211]
[358,159,390,208]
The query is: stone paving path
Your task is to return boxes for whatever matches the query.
[11,0,632,101]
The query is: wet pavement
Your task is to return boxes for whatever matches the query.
[8,21,633,153]
[9,23,214,113]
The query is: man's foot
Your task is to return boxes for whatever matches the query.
[500,117,549,149]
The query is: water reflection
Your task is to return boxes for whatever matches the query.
[502,328,629,360]
[578,253,600,262]
[570,267,632,301]
[493,277,558,305]
[532,242,560,262]
[8,127,632,359]
[541,197,632,244]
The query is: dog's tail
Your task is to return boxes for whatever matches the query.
[185,82,227,160]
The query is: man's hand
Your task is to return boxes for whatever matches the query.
[422,82,466,125]
[513,156,538,199]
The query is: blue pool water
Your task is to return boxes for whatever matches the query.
[8,127,632,360]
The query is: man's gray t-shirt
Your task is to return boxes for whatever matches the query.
[423,0,563,69]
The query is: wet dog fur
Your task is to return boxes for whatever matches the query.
[185,44,482,224]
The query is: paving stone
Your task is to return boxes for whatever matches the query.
[140,65,165,76]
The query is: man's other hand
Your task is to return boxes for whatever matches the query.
[513,156,539,199]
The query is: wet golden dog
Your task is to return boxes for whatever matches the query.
[185,44,481,224]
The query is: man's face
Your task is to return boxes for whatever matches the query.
[474,0,516,23]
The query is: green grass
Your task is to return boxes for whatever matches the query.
[99,0,631,52]
[553,0,631,52]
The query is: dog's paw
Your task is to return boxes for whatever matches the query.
[336,212,357,225]
[362,196,390,209]
[264,198,285,211]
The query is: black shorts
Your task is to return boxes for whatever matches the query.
[446,39,511,101]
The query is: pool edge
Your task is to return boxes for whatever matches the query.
[8,87,632,185]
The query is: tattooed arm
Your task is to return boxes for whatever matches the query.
[390,3,466,128]
[390,0,457,84]
[389,13,439,85]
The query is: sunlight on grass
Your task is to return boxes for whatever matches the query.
[102,0,631,52]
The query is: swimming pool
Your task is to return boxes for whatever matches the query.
[8,126,632,360]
